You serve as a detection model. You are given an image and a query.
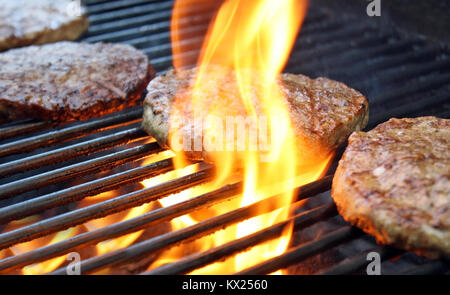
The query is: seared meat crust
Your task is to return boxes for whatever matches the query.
[142,67,369,161]
[332,117,450,258]
[0,0,89,52]
[0,42,154,122]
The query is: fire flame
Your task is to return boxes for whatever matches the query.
[4,216,82,275]
[144,0,333,274]
[0,0,334,275]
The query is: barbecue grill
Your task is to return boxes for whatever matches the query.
[0,0,449,275]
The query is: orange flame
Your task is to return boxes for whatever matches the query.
[145,0,333,274]
[4,216,81,275]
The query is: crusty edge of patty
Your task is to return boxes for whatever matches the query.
[0,63,155,122]
[332,131,450,259]
[142,73,370,161]
[142,99,170,148]
[0,13,89,52]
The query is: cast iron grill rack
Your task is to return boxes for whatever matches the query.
[0,0,448,275]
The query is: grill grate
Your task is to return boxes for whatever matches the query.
[0,0,449,275]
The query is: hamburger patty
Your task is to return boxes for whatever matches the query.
[142,67,369,161]
[332,117,450,258]
[0,0,89,52]
[0,41,154,122]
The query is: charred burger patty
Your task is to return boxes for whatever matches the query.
[332,117,450,258]
[142,67,369,161]
[0,41,154,122]
[0,0,89,52]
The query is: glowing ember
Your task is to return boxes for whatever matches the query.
[144,0,333,274]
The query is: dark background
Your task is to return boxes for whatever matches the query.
[314,0,450,45]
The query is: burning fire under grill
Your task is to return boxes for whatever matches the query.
[0,0,449,277]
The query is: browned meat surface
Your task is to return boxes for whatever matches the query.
[0,0,89,52]
[0,42,154,122]
[142,67,369,161]
[332,117,450,258]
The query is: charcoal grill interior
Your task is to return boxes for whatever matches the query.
[0,0,449,275]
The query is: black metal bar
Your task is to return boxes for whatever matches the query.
[85,0,112,6]
[0,126,147,178]
[287,34,388,69]
[296,22,376,51]
[0,172,239,273]
[87,9,173,36]
[83,20,168,43]
[49,176,332,275]
[87,2,215,36]
[298,15,359,37]
[0,158,176,225]
[87,0,160,14]
[143,15,372,67]
[0,107,142,158]
[368,73,450,126]
[376,60,450,89]
[151,50,199,71]
[144,202,337,275]
[329,45,443,81]
[142,36,204,57]
[0,164,213,251]
[0,121,51,141]
[125,24,207,48]
[0,142,163,199]
[83,12,212,43]
[369,91,450,127]
[290,39,420,76]
[234,226,363,275]
[87,1,174,27]
[373,72,450,105]
[316,247,402,275]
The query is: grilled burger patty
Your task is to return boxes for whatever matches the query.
[0,42,154,122]
[142,67,369,161]
[0,0,89,52]
[332,117,450,258]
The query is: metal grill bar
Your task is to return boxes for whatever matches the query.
[0,0,448,275]
[124,24,207,48]
[235,226,364,275]
[49,178,332,275]
[370,90,450,128]
[0,121,51,141]
[291,39,421,75]
[83,12,212,43]
[87,2,174,31]
[0,125,147,178]
[0,142,162,199]
[316,247,402,275]
[0,107,142,158]
[329,46,444,81]
[0,158,177,225]
[0,164,213,250]
[0,175,237,273]
[289,34,389,67]
[88,10,173,36]
[87,0,159,14]
[144,202,337,275]
[87,2,174,25]
[0,158,174,221]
